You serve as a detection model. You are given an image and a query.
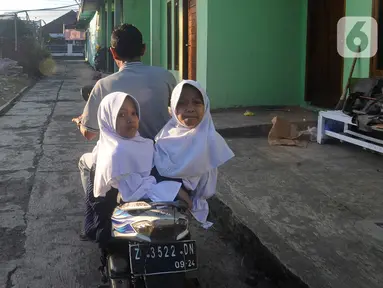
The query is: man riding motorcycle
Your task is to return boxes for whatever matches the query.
[73,25,200,287]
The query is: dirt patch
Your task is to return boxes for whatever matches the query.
[0,75,31,107]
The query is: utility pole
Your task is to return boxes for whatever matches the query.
[39,19,43,48]
[14,13,18,52]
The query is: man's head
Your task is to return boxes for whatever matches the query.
[110,24,146,67]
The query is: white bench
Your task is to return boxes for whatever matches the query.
[317,110,383,153]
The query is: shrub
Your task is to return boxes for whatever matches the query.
[0,17,52,77]
[17,36,52,77]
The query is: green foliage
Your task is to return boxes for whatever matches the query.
[17,36,52,77]
[0,17,51,77]
[0,17,33,39]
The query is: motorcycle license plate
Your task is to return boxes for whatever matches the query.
[129,241,197,276]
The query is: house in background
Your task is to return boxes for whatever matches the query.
[42,10,85,57]
[78,0,380,110]
[41,10,77,43]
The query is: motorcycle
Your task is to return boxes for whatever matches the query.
[79,86,199,288]
[100,200,197,288]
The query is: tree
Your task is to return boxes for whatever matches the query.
[0,15,51,77]
[0,16,33,39]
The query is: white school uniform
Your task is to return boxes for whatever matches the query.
[154,80,235,228]
[92,92,181,202]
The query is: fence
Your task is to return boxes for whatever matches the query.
[46,44,84,57]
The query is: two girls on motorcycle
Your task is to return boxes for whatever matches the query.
[84,79,234,243]
[74,24,234,243]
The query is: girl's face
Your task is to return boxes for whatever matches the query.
[116,97,139,138]
[175,84,205,129]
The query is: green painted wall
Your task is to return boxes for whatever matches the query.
[106,0,113,72]
[85,12,99,68]
[160,0,167,68]
[300,0,308,105]
[99,4,106,49]
[153,0,374,109]
[150,0,161,66]
[123,0,151,65]
[158,0,182,81]
[206,0,308,109]
[344,0,373,82]
[196,0,208,89]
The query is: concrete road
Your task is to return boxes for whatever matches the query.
[0,61,253,288]
[215,137,383,288]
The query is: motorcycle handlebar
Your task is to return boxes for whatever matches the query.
[150,200,189,211]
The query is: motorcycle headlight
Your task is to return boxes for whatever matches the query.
[132,220,154,237]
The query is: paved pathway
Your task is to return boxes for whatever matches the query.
[0,60,253,288]
[215,137,383,288]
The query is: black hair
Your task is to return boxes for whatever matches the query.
[111,24,145,60]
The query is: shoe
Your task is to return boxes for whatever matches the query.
[79,231,90,241]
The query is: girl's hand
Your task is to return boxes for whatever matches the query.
[72,115,83,127]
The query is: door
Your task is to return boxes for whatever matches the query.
[183,0,197,80]
[371,0,383,76]
[305,0,345,108]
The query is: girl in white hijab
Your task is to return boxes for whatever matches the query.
[154,80,235,228]
[91,91,184,203]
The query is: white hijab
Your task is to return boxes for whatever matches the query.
[154,80,234,227]
[92,92,181,202]
[154,80,234,178]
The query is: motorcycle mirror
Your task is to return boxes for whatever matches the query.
[81,85,94,102]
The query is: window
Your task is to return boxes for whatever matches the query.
[174,0,180,71]
[167,1,172,70]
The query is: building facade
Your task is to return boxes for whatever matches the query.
[78,0,379,109]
